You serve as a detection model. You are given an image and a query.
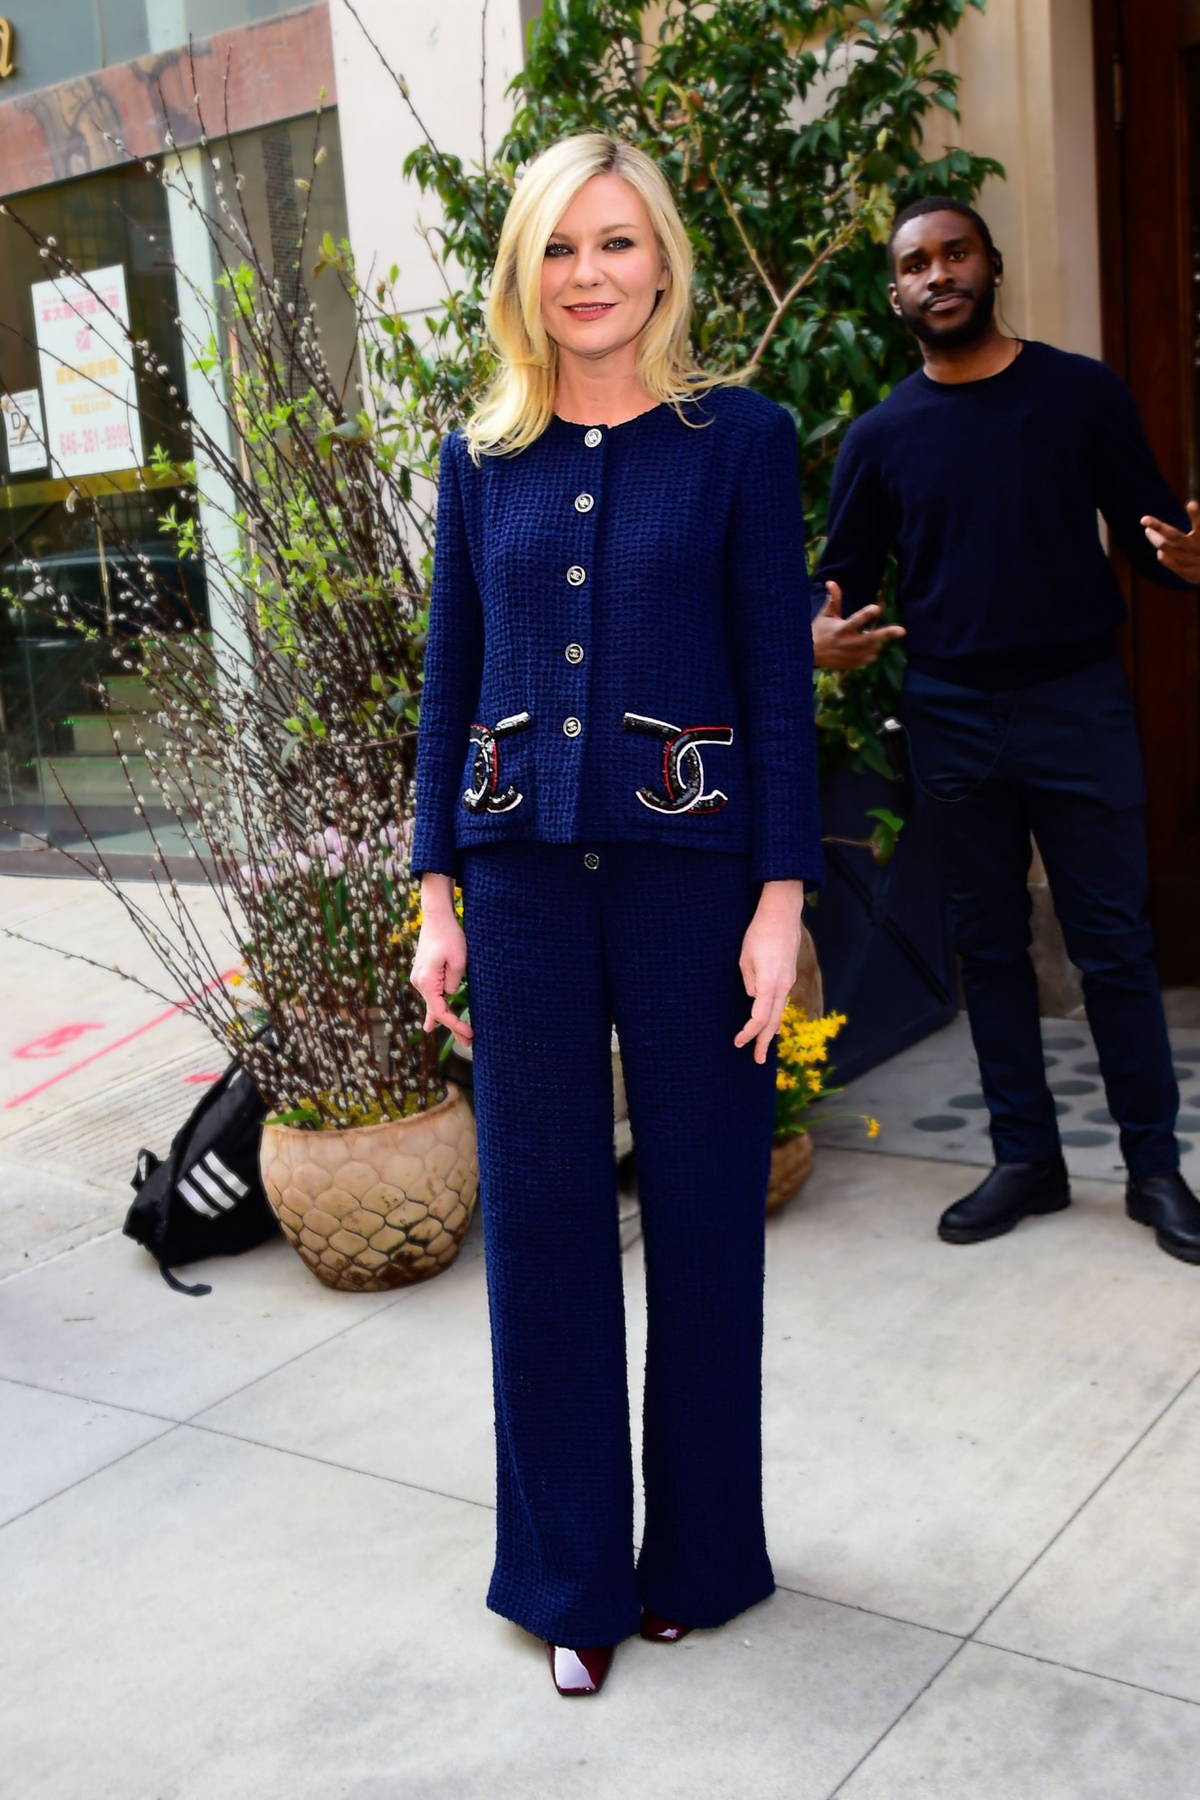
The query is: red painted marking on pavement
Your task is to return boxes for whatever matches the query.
[4,969,243,1110]
[184,1072,222,1085]
[13,1023,105,1060]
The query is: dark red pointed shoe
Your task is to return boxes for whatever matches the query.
[640,1609,693,1643]
[546,1642,615,1696]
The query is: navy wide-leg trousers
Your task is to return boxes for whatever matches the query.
[460,841,777,1647]
[901,655,1179,1175]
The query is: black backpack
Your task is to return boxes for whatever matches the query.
[124,1055,279,1296]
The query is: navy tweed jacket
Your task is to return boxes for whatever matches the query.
[410,384,824,887]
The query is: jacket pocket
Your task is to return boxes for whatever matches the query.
[461,711,533,814]
[622,712,734,815]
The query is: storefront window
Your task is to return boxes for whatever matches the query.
[0,159,202,865]
[0,107,355,871]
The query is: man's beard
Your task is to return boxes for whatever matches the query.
[902,279,996,351]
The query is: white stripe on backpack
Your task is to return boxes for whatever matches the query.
[200,1152,250,1199]
[178,1175,222,1218]
[189,1164,238,1212]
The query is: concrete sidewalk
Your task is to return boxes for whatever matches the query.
[3,876,1200,1797]
[0,872,238,1277]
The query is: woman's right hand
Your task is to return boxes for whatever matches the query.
[410,875,474,1045]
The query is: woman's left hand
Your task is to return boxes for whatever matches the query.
[735,880,806,1064]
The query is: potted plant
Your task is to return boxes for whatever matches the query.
[805,672,958,1085]
[766,1002,879,1212]
[235,828,478,1291]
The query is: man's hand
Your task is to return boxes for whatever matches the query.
[813,581,906,671]
[1141,500,1200,584]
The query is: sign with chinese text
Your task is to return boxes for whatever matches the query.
[32,265,145,478]
[1,387,47,473]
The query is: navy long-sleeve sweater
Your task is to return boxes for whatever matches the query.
[817,340,1194,687]
[411,385,823,885]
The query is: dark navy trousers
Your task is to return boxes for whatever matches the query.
[460,841,777,1646]
[901,655,1179,1174]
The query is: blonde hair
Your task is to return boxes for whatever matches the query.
[464,133,726,459]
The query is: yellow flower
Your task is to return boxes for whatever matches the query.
[389,931,403,945]
[863,1115,881,1139]
[228,972,244,987]
[777,1005,847,1074]
[776,1070,798,1092]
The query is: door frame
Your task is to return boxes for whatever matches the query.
[1092,0,1200,983]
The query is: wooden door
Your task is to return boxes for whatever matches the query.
[1094,0,1200,982]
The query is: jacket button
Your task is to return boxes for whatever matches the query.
[584,852,600,870]
[574,492,595,513]
[565,643,584,665]
[563,716,582,738]
[583,427,603,448]
[566,565,586,586]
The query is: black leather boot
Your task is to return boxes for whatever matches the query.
[1126,1171,1200,1265]
[938,1157,1071,1244]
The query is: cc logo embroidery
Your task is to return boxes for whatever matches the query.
[623,713,733,814]
[463,712,533,814]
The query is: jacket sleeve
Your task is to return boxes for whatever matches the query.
[727,404,825,887]
[409,434,485,879]
[812,418,893,617]
[1090,362,1196,592]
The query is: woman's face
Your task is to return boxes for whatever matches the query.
[539,172,667,365]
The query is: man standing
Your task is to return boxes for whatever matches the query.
[817,195,1200,1262]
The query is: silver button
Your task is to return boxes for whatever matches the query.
[584,852,600,870]
[584,427,603,448]
[574,492,595,514]
[565,642,584,665]
[566,565,586,587]
[563,716,582,738]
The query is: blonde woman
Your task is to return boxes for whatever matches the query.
[409,133,822,1697]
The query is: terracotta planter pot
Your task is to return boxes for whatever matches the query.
[766,1130,814,1214]
[259,1083,479,1291]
